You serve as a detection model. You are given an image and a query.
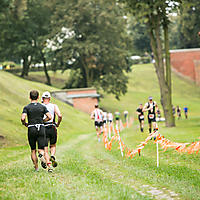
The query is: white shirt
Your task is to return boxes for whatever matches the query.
[103,112,107,121]
[43,103,55,123]
[108,112,113,121]
[91,108,103,122]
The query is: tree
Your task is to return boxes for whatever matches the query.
[49,0,132,99]
[176,1,200,49]
[119,0,182,127]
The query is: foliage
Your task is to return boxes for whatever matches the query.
[50,0,132,99]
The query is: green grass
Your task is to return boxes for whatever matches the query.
[0,64,200,200]
[16,70,70,89]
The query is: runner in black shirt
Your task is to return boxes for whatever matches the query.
[143,96,158,135]
[21,90,52,172]
[136,104,144,132]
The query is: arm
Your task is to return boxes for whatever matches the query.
[54,104,62,127]
[142,104,149,112]
[44,112,52,122]
[21,113,28,127]
[90,111,94,120]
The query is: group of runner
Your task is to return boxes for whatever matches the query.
[173,105,188,120]
[90,105,130,141]
[136,96,158,134]
[21,90,62,172]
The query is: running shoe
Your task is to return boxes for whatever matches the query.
[50,156,58,168]
[48,166,53,173]
[38,154,47,169]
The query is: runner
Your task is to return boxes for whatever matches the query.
[108,112,113,124]
[90,104,103,142]
[114,110,120,127]
[124,110,129,122]
[42,91,62,168]
[183,106,188,119]
[102,111,108,127]
[177,105,181,120]
[136,104,144,132]
[143,96,158,135]
[157,108,161,121]
[21,90,52,172]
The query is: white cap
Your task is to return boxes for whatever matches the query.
[42,91,51,98]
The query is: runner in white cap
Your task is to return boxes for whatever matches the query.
[90,104,103,142]
[42,91,62,168]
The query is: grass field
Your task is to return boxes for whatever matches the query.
[0,64,200,200]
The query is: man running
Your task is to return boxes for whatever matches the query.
[114,110,120,126]
[183,106,188,119]
[21,90,52,172]
[42,91,62,168]
[91,104,103,142]
[143,96,158,135]
[102,111,108,127]
[124,110,129,122]
[136,104,144,132]
[177,105,181,120]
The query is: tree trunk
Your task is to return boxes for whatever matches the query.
[41,52,51,86]
[163,22,175,126]
[21,56,30,77]
[148,14,175,127]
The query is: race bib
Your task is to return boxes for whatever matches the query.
[139,115,144,119]
[149,114,154,119]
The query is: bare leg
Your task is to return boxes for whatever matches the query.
[31,150,38,170]
[50,144,56,157]
[44,147,51,166]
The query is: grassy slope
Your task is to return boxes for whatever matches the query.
[0,70,93,147]
[0,65,200,200]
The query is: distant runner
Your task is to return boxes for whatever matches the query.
[124,110,129,122]
[172,105,176,117]
[21,90,52,172]
[177,105,181,120]
[91,104,103,142]
[42,91,62,169]
[136,104,144,132]
[183,106,188,119]
[102,111,108,127]
[108,112,113,124]
[114,110,120,126]
[143,96,158,135]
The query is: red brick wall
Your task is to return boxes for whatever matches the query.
[73,97,98,114]
[66,89,97,95]
[170,49,200,82]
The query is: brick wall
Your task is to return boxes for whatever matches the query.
[73,97,98,114]
[170,49,200,83]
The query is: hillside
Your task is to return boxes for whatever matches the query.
[0,65,199,200]
[0,70,93,147]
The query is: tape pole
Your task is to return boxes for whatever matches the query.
[157,142,159,167]
[116,124,123,157]
[108,123,111,139]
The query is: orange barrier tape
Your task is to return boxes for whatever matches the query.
[102,118,200,158]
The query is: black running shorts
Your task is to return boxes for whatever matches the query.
[28,126,46,150]
[95,121,103,127]
[148,116,156,124]
[45,125,57,146]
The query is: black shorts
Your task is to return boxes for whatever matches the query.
[44,125,57,146]
[28,126,46,150]
[148,116,156,124]
[138,117,144,123]
[95,121,103,127]
[115,117,119,121]
[108,120,112,123]
[103,120,107,124]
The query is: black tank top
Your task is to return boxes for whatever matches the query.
[22,103,49,125]
[147,102,156,115]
